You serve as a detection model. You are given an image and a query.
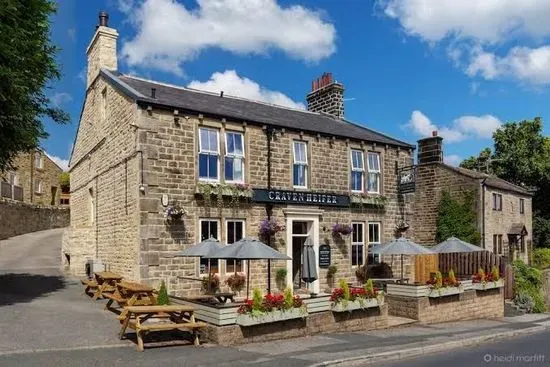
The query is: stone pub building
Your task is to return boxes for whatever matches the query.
[64,13,418,295]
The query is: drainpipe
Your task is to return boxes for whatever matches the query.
[265,126,274,294]
[481,178,487,249]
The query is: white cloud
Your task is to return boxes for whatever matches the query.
[67,28,76,42]
[405,110,501,143]
[378,1,550,85]
[50,92,73,107]
[187,70,305,110]
[77,68,86,83]
[444,154,462,167]
[119,0,336,75]
[44,153,69,171]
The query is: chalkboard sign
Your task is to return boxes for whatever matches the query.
[319,244,331,268]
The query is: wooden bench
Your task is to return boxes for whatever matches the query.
[103,292,127,312]
[119,305,206,351]
[81,278,98,297]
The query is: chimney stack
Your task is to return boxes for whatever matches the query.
[306,72,345,119]
[417,131,443,165]
[86,11,119,88]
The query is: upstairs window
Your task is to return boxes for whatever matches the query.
[35,153,44,169]
[225,132,244,182]
[199,128,219,181]
[492,193,502,211]
[34,180,42,194]
[293,141,308,188]
[519,198,525,214]
[350,150,364,192]
[8,172,18,186]
[367,152,380,194]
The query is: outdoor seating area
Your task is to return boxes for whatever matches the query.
[82,271,206,351]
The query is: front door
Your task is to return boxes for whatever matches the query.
[291,221,311,290]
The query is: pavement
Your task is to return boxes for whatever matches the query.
[1,229,549,367]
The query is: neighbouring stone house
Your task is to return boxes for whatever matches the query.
[63,13,419,295]
[0,149,63,206]
[409,132,533,263]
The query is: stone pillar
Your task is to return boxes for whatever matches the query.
[86,12,118,88]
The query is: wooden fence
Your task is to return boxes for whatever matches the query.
[414,254,439,284]
[438,252,506,277]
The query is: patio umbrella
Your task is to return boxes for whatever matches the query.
[370,237,433,281]
[175,237,223,293]
[205,237,291,298]
[301,238,318,293]
[432,237,486,253]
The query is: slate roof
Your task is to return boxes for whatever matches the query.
[101,69,414,149]
[443,164,532,196]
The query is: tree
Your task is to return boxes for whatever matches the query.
[460,148,493,173]
[0,0,69,172]
[436,191,481,245]
[60,172,70,193]
[460,118,550,247]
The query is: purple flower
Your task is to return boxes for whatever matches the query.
[332,223,353,236]
[259,218,285,237]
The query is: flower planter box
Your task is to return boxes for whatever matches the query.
[331,297,383,312]
[472,279,504,291]
[350,195,387,207]
[236,308,307,327]
[387,284,430,297]
[428,286,463,298]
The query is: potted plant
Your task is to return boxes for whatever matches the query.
[426,270,462,297]
[332,223,353,237]
[225,273,246,294]
[164,205,186,222]
[201,274,220,293]
[259,218,285,238]
[236,288,308,326]
[157,280,170,305]
[472,266,504,290]
[330,279,383,312]
[275,268,287,291]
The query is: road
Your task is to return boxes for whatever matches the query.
[382,331,550,367]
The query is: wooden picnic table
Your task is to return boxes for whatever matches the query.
[184,292,235,304]
[119,305,207,351]
[109,281,157,320]
[92,271,123,300]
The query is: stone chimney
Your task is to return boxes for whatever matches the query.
[86,11,118,88]
[417,131,443,165]
[306,73,345,119]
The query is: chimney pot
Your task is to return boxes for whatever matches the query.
[98,11,109,27]
[220,91,224,97]
[151,88,156,99]
[432,130,438,137]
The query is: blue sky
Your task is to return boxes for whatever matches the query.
[46,0,550,170]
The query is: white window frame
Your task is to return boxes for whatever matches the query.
[224,132,245,183]
[225,219,246,274]
[367,152,381,194]
[519,198,525,214]
[35,153,44,169]
[198,128,220,182]
[351,222,365,267]
[8,172,18,186]
[35,180,42,194]
[199,218,221,275]
[368,222,381,264]
[350,149,364,193]
[293,141,308,189]
[492,193,502,211]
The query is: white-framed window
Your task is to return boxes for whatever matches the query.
[350,150,364,192]
[199,219,220,275]
[225,132,244,183]
[101,87,107,122]
[226,220,245,274]
[367,152,380,194]
[351,222,365,266]
[89,188,95,225]
[492,193,502,211]
[493,234,503,254]
[368,222,381,264]
[8,172,18,186]
[34,180,42,194]
[35,153,44,169]
[293,141,308,188]
[519,198,525,214]
[198,128,220,181]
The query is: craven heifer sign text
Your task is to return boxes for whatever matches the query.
[252,189,350,207]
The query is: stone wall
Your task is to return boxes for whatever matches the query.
[204,305,388,346]
[0,198,69,240]
[387,288,504,324]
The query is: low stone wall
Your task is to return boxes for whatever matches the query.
[204,304,388,346]
[387,288,504,324]
[543,269,550,309]
[0,198,69,240]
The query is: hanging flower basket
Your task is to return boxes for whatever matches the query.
[332,223,353,237]
[164,205,186,222]
[259,218,285,238]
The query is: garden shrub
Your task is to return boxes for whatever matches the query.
[157,280,170,305]
[513,260,545,313]
[436,191,481,245]
[532,248,550,270]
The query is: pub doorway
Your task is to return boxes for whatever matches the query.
[291,220,312,290]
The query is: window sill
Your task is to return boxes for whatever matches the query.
[350,194,387,207]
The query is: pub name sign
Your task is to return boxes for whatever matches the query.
[252,189,350,207]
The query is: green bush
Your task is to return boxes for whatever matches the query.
[252,288,263,311]
[532,248,550,270]
[436,191,481,245]
[157,280,170,305]
[283,287,293,310]
[513,260,545,313]
[339,279,350,301]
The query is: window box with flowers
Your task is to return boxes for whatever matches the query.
[330,279,384,312]
[258,217,285,239]
[350,194,388,208]
[472,267,504,291]
[426,270,463,298]
[236,288,307,326]
[196,182,252,208]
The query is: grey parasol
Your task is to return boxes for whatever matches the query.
[370,237,433,281]
[301,238,318,289]
[432,237,486,253]
[175,237,223,293]
[205,237,291,297]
